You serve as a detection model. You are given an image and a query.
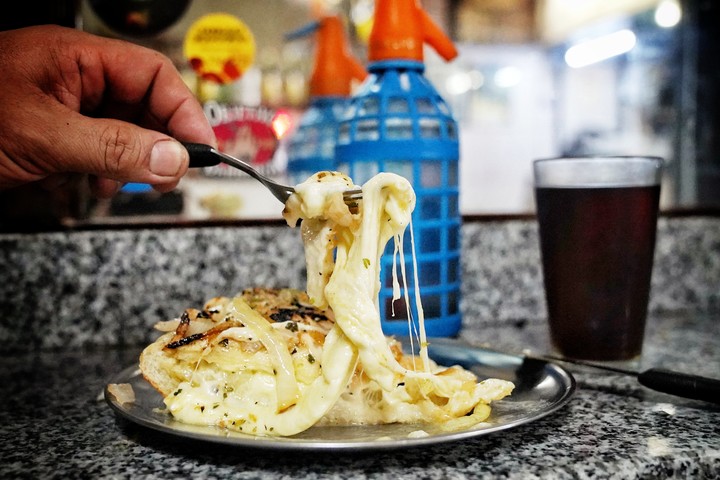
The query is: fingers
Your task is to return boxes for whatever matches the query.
[89,177,123,199]
[70,34,215,191]
[49,114,192,188]
[37,173,78,191]
[91,35,217,147]
[0,26,216,195]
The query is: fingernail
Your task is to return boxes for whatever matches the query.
[150,140,186,177]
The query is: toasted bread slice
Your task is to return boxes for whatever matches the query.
[138,287,360,436]
[140,287,332,397]
[139,287,514,436]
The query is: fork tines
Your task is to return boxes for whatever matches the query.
[342,189,363,201]
[343,188,362,212]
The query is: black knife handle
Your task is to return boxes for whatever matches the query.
[182,142,221,168]
[638,368,720,404]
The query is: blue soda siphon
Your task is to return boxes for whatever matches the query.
[285,16,367,185]
[334,0,462,337]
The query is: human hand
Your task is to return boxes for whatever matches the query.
[0,25,217,198]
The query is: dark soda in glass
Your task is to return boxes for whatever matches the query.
[535,185,660,360]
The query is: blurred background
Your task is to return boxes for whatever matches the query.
[0,0,718,230]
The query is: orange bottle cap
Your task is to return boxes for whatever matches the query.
[310,16,368,97]
[368,0,457,63]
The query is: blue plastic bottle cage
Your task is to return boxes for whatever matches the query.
[286,96,350,185]
[335,59,462,337]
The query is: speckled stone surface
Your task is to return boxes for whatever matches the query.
[0,216,719,478]
[0,313,717,479]
[0,216,718,352]
[461,216,720,323]
[0,227,307,352]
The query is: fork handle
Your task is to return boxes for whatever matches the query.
[182,142,222,168]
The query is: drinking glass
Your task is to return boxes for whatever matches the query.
[534,156,663,361]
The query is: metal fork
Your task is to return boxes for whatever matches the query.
[182,142,362,207]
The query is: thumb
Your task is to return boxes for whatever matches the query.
[49,116,190,186]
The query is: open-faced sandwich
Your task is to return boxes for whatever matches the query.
[139,172,514,437]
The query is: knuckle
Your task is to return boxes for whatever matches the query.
[98,127,143,176]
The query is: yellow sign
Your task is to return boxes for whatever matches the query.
[184,13,255,84]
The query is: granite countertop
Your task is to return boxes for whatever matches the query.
[1,312,718,479]
[1,216,718,478]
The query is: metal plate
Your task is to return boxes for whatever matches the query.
[105,338,575,451]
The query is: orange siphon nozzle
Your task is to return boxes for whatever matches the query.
[368,0,457,63]
[309,16,368,97]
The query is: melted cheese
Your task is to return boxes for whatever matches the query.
[160,296,358,437]
[156,170,513,437]
[284,171,514,427]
